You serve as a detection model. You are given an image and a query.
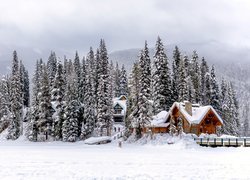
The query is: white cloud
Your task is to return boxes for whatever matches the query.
[0,0,250,54]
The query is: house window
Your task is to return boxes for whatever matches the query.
[205,119,210,124]
[115,109,122,114]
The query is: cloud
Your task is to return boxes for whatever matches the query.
[0,0,250,59]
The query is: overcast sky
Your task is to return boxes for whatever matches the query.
[0,0,250,64]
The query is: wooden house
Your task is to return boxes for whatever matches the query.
[113,95,127,123]
[149,101,223,136]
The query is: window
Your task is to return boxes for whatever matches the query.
[205,119,210,124]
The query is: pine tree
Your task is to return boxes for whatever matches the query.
[7,51,22,140]
[114,62,121,97]
[200,57,209,105]
[47,52,57,90]
[210,66,221,112]
[172,46,181,103]
[242,102,249,136]
[221,82,239,136]
[203,72,211,105]
[27,60,43,141]
[96,39,113,136]
[190,51,201,103]
[37,64,53,140]
[73,51,82,101]
[109,61,116,98]
[136,42,152,139]
[152,36,172,113]
[62,68,80,142]
[127,62,140,135]
[119,64,128,97]
[178,59,188,102]
[0,76,11,132]
[52,61,65,140]
[80,57,95,139]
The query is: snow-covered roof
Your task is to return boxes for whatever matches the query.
[113,98,127,112]
[168,102,223,125]
[150,111,170,127]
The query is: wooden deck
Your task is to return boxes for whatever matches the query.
[194,137,250,147]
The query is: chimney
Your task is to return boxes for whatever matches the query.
[185,101,192,116]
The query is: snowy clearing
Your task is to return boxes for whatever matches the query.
[1,138,250,179]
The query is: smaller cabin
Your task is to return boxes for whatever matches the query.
[113,95,127,124]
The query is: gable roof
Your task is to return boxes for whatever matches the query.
[168,102,223,125]
[150,111,170,127]
[113,97,127,113]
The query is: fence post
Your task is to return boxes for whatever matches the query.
[214,138,216,146]
[236,138,238,147]
[244,138,246,147]
[229,139,230,146]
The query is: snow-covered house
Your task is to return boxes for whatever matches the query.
[150,101,223,135]
[113,95,127,123]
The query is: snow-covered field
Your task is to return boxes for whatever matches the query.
[1,136,250,180]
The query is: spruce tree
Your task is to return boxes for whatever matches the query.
[136,42,151,139]
[62,68,80,142]
[172,46,181,103]
[210,66,221,112]
[178,59,188,102]
[7,51,22,140]
[96,39,112,136]
[190,51,201,103]
[152,37,172,113]
[47,52,57,90]
[119,64,128,97]
[52,61,65,140]
[37,64,53,140]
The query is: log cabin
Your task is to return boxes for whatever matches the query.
[149,101,223,136]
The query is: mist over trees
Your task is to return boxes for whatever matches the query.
[0,37,243,141]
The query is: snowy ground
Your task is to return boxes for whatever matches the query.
[1,136,250,179]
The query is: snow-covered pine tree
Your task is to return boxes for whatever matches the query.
[0,76,11,132]
[203,72,211,105]
[126,62,140,137]
[7,51,22,140]
[230,82,240,129]
[200,57,209,105]
[178,59,188,102]
[80,56,95,139]
[136,42,152,139]
[62,67,80,142]
[52,60,65,140]
[96,39,113,136]
[172,46,181,103]
[109,61,116,99]
[242,102,249,136]
[37,63,53,141]
[27,60,43,141]
[94,49,101,110]
[210,66,221,112]
[79,57,86,103]
[114,62,121,97]
[190,51,201,103]
[73,51,82,102]
[221,82,239,136]
[119,64,128,97]
[47,51,57,91]
[152,36,172,114]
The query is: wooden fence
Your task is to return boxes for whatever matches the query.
[194,137,250,147]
